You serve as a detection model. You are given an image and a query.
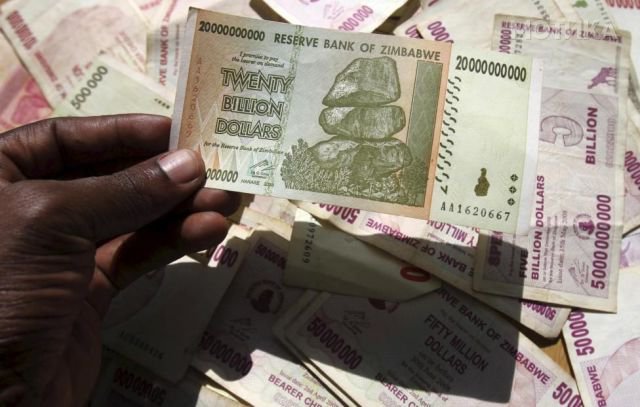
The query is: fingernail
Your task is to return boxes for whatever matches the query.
[158,149,201,183]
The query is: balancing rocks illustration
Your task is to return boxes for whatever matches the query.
[281,56,423,204]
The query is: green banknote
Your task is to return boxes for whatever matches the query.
[171,8,543,234]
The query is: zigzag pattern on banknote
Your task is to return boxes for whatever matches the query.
[435,76,461,194]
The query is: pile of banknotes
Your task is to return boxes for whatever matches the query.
[2,0,640,405]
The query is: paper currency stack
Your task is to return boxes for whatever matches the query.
[1,0,640,405]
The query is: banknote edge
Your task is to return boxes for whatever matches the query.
[169,7,198,150]
[516,58,543,236]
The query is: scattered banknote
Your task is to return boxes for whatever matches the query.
[286,208,441,301]
[415,0,568,47]
[171,8,544,234]
[623,115,640,233]
[298,201,570,338]
[473,15,630,311]
[103,227,249,382]
[400,0,580,42]
[0,0,147,106]
[564,267,640,407]
[92,351,245,407]
[146,0,259,89]
[0,28,50,131]
[191,228,343,407]
[279,284,583,406]
[272,291,358,407]
[2,1,639,405]
[261,0,409,32]
[53,56,174,117]
[564,0,640,89]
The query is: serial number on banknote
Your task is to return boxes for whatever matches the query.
[440,202,511,221]
[301,222,317,264]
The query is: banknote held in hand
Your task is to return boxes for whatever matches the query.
[171,8,543,234]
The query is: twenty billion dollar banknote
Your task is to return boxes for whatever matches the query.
[171,8,543,234]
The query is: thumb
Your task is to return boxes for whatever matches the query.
[64,149,206,242]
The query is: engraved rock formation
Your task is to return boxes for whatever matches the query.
[322,56,401,107]
[282,56,412,203]
[319,106,406,139]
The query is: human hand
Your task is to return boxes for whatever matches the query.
[0,115,239,405]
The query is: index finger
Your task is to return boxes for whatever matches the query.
[0,114,171,182]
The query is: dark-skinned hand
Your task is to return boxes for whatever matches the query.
[0,115,239,406]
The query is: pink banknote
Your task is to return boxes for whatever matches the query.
[0,0,147,106]
[299,202,570,338]
[283,284,582,406]
[0,31,51,131]
[564,268,640,407]
[623,115,640,233]
[191,230,342,407]
[0,63,51,132]
[102,228,248,382]
[474,16,630,311]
